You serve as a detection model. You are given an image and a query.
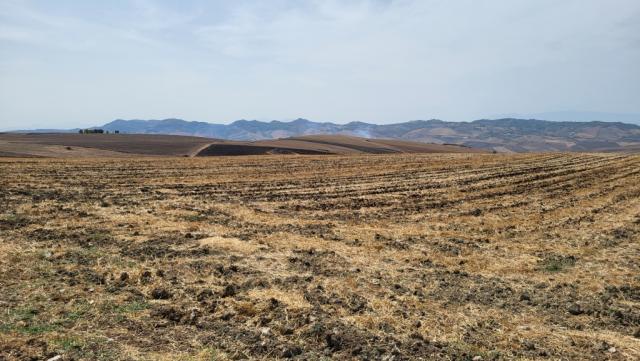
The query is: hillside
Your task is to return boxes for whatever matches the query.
[197,135,484,156]
[0,134,215,157]
[9,118,640,153]
[0,133,482,158]
[95,118,640,152]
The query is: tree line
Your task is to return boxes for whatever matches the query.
[78,129,120,134]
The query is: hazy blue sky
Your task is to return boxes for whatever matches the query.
[1,0,639,129]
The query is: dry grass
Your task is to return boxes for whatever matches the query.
[0,153,639,360]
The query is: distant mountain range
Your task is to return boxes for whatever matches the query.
[491,111,640,125]
[9,118,640,152]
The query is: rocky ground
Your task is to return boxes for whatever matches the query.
[0,153,639,360]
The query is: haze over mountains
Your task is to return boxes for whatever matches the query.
[8,117,640,153]
[53,117,640,153]
[491,111,640,125]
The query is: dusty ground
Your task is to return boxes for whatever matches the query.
[0,153,639,360]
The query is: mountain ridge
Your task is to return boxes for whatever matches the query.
[492,111,640,125]
[99,117,640,152]
[8,118,640,152]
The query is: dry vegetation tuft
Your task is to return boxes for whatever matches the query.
[1,153,639,360]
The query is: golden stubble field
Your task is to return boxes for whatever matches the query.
[1,153,639,360]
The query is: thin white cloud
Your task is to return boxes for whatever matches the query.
[0,0,639,129]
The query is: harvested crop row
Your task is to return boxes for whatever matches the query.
[1,153,639,360]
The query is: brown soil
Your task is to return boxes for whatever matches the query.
[195,135,487,156]
[0,133,486,158]
[0,134,215,157]
[0,153,638,360]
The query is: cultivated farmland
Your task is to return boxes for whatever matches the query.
[1,153,639,360]
[0,134,485,158]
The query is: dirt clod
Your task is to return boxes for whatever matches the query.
[281,346,303,358]
[568,303,584,315]
[221,284,236,298]
[150,287,172,300]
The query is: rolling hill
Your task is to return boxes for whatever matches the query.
[0,133,214,157]
[196,135,484,156]
[97,118,640,152]
[9,117,640,152]
[0,133,484,158]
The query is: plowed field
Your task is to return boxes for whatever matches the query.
[1,153,639,360]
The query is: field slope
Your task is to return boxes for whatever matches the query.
[197,135,483,156]
[0,133,215,157]
[1,153,639,360]
[0,133,484,157]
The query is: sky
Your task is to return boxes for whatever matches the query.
[1,0,639,130]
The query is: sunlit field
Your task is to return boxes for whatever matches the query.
[1,153,639,360]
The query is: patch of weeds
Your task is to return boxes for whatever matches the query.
[19,324,59,334]
[196,347,225,361]
[102,253,135,267]
[86,230,112,244]
[600,238,620,248]
[117,301,150,313]
[10,307,39,322]
[53,336,85,352]
[39,249,54,260]
[98,301,151,324]
[538,255,577,273]
[102,300,150,314]
[611,227,633,240]
[64,301,92,322]
[183,214,208,222]
[0,213,30,230]
[58,248,98,266]
[0,306,62,334]
[50,336,119,360]
[0,313,59,335]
